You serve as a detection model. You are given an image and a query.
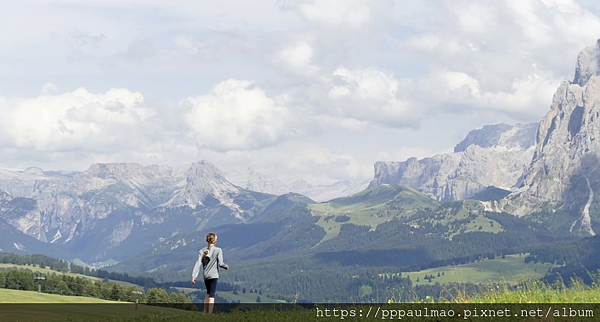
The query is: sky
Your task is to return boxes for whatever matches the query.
[1,0,600,185]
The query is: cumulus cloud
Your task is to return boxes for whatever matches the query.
[0,88,154,152]
[324,67,418,127]
[396,0,600,121]
[211,141,372,184]
[273,38,320,77]
[183,79,304,151]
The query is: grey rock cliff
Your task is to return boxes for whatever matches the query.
[370,123,538,202]
[0,160,256,261]
[496,40,600,237]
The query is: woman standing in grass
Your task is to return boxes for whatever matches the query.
[192,232,229,315]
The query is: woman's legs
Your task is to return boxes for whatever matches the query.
[204,278,219,314]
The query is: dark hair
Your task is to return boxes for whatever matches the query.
[203,233,217,258]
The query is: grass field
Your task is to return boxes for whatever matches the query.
[0,263,139,288]
[414,200,504,239]
[308,184,440,244]
[388,254,555,286]
[0,288,122,303]
[0,288,198,322]
[1,278,599,322]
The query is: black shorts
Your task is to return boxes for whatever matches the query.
[204,278,218,298]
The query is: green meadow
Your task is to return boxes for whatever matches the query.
[0,263,139,288]
[0,288,197,322]
[397,254,556,286]
[308,184,440,244]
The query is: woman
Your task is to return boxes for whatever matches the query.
[192,232,229,315]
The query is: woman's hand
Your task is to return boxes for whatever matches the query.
[191,279,196,284]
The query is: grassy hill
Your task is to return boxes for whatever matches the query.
[0,288,197,322]
[0,288,123,303]
[5,283,597,322]
[307,184,440,243]
[397,254,556,286]
[0,263,139,288]
[411,200,504,239]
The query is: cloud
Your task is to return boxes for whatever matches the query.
[273,38,319,77]
[2,0,600,187]
[393,0,600,121]
[183,79,304,151]
[172,35,206,57]
[0,88,154,152]
[211,141,372,184]
[296,0,374,29]
[324,67,418,127]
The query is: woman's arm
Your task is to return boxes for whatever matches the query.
[218,249,229,270]
[191,252,202,282]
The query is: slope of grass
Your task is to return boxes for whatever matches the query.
[4,280,599,322]
[397,254,555,286]
[0,288,122,303]
[412,200,504,239]
[307,184,439,243]
[0,288,197,322]
[0,263,138,288]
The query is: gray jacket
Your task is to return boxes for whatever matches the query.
[192,246,228,280]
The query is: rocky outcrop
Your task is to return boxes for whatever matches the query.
[0,160,265,261]
[500,40,600,236]
[370,123,538,202]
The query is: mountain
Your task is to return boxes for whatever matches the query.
[225,168,369,202]
[0,161,280,262]
[369,123,538,202]
[487,40,600,237]
[110,183,573,297]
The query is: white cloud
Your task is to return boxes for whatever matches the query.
[212,141,372,184]
[274,39,319,77]
[395,0,600,122]
[296,0,374,29]
[321,67,419,128]
[40,83,60,96]
[173,35,206,56]
[0,88,153,152]
[183,79,303,151]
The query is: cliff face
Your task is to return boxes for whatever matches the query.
[370,123,538,202]
[0,161,261,261]
[495,40,600,237]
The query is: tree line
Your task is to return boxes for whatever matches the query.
[0,267,194,307]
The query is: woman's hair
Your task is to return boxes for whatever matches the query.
[203,233,217,258]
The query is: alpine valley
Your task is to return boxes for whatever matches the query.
[3,41,600,303]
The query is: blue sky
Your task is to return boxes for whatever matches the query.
[1,0,600,185]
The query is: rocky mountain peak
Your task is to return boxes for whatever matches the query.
[495,39,600,237]
[165,160,240,209]
[370,123,537,202]
[573,39,600,87]
[83,163,145,180]
[454,123,538,153]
